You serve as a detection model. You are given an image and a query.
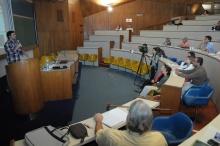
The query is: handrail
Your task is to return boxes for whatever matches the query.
[145,18,179,30]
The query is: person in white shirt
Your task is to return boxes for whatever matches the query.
[115,25,122,30]
[179,56,194,70]
[126,24,133,32]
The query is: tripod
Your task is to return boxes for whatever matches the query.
[134,52,150,87]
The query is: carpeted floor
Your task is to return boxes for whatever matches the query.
[69,66,142,124]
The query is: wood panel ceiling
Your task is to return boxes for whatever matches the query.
[79,0,217,17]
[33,0,217,17]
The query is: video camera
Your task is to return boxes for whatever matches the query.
[139,44,148,54]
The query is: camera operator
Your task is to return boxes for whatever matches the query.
[149,47,159,80]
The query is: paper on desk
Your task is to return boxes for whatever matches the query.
[102,108,128,128]
[199,126,220,144]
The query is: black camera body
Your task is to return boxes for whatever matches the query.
[139,45,148,54]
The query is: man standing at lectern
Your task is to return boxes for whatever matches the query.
[4,31,26,64]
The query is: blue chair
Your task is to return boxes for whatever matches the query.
[182,85,214,123]
[177,60,184,65]
[191,79,209,87]
[152,112,193,146]
[167,57,177,63]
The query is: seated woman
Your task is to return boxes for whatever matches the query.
[115,25,122,30]
[163,37,171,46]
[157,47,167,58]
[178,37,190,48]
[140,64,171,98]
[149,47,159,80]
[188,51,196,58]
[179,56,194,70]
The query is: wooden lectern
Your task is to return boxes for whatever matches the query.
[5,58,44,115]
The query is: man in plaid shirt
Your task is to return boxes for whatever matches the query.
[4,31,25,64]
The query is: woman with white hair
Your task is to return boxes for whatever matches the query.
[94,100,167,146]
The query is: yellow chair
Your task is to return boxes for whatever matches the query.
[88,54,98,66]
[132,63,151,78]
[125,60,138,71]
[78,53,81,59]
[111,57,123,70]
[79,53,89,65]
[119,58,130,71]
[104,56,114,64]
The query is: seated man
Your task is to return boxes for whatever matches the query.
[94,100,167,146]
[178,37,190,48]
[126,24,133,33]
[175,57,208,95]
[140,64,171,97]
[211,21,220,31]
[197,36,215,53]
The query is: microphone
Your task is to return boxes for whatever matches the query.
[17,40,22,47]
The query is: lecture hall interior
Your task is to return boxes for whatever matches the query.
[0,0,220,146]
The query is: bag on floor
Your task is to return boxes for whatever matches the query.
[25,125,69,146]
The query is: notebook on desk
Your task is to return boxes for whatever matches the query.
[102,108,128,128]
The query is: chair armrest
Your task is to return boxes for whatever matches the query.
[169,138,188,145]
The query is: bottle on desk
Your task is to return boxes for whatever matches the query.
[161,55,163,60]
[46,60,49,70]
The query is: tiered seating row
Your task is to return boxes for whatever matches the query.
[131,36,220,52]
[139,30,220,42]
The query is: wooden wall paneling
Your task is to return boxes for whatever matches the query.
[83,0,181,37]
[34,0,83,55]
[68,0,84,50]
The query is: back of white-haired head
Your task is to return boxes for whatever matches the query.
[126,100,153,135]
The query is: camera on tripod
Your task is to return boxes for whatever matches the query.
[139,44,148,54]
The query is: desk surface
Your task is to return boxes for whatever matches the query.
[159,58,185,88]
[15,98,159,146]
[179,114,220,146]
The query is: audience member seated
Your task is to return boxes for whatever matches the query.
[202,10,209,15]
[140,64,171,98]
[211,21,220,31]
[188,51,196,58]
[169,20,183,26]
[157,47,167,58]
[149,47,159,80]
[178,37,190,48]
[94,100,168,146]
[115,25,122,30]
[175,57,208,95]
[179,56,194,70]
[197,36,215,53]
[126,24,133,33]
[163,37,171,46]
[134,71,164,93]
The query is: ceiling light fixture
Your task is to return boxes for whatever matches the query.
[108,6,113,11]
